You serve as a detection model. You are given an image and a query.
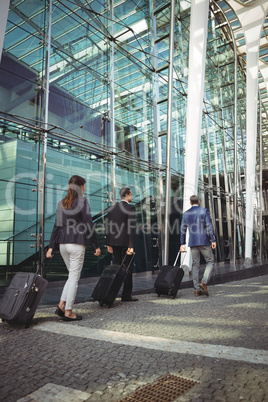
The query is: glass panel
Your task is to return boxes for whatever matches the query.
[202,5,247,261]
[0,120,42,285]
[1,1,46,121]
[44,127,111,280]
[47,1,109,143]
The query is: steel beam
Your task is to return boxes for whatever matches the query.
[163,0,175,266]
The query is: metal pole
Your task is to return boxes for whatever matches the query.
[149,1,164,267]
[182,0,209,272]
[230,25,238,267]
[39,0,52,275]
[259,90,263,262]
[163,0,175,266]
[218,2,238,265]
[109,0,116,204]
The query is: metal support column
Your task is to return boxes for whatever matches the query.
[259,90,263,262]
[39,0,52,275]
[213,133,223,261]
[163,0,175,265]
[182,0,209,270]
[219,91,233,260]
[149,2,166,267]
[109,0,116,205]
[228,25,238,266]
[233,63,238,265]
[232,1,268,261]
[245,47,260,261]
[183,0,210,208]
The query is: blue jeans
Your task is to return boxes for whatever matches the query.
[191,246,214,290]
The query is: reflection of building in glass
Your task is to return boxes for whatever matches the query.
[0,0,267,285]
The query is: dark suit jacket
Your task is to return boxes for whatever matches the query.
[49,196,99,250]
[106,201,136,248]
[180,206,216,247]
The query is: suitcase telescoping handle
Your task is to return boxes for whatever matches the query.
[122,252,135,272]
[173,250,187,267]
[36,255,53,277]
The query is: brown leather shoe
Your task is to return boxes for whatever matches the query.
[194,290,203,296]
[200,282,209,296]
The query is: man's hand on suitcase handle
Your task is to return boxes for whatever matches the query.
[107,246,133,255]
[180,245,186,252]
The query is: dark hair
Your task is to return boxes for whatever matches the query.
[120,187,131,199]
[62,175,86,209]
[190,195,199,205]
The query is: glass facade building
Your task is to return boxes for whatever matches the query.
[0,0,267,286]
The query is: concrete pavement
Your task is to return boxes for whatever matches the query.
[0,275,268,401]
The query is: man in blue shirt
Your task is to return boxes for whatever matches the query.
[180,195,217,296]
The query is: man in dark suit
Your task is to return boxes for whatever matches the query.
[180,195,216,296]
[106,187,138,302]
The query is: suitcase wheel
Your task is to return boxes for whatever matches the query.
[99,301,103,307]
[157,294,160,297]
[25,319,32,329]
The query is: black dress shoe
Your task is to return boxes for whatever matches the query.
[63,315,83,321]
[55,306,65,317]
[121,296,138,302]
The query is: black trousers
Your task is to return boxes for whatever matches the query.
[112,246,134,299]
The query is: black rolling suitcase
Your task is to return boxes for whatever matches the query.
[154,251,186,298]
[0,265,49,328]
[92,254,135,307]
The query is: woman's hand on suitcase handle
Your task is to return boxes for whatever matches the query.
[126,248,134,255]
[94,247,101,256]
[180,245,186,252]
[46,248,53,258]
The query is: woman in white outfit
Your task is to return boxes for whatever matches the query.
[46,175,101,321]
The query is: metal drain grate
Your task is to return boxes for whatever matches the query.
[120,373,199,402]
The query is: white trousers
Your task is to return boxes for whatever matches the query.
[59,243,85,310]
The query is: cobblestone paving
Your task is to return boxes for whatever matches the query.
[0,276,267,401]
